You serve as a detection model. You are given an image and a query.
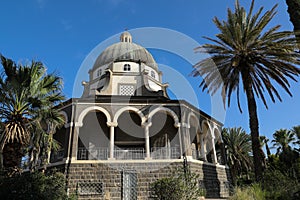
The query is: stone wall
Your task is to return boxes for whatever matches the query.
[63,160,231,199]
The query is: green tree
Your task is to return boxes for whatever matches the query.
[260,136,271,157]
[28,109,65,171]
[0,171,71,200]
[222,127,253,185]
[192,0,300,181]
[291,125,300,152]
[0,55,65,172]
[272,129,295,155]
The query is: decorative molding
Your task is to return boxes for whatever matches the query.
[77,106,112,127]
[113,106,145,124]
[141,122,152,128]
[106,121,118,127]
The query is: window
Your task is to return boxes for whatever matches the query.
[96,69,102,77]
[124,64,131,71]
[78,181,103,195]
[151,71,155,78]
[119,84,135,96]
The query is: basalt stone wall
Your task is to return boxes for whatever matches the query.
[65,161,231,199]
[189,162,231,198]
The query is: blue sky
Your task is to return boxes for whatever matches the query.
[1,0,299,143]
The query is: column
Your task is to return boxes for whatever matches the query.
[143,122,152,160]
[200,134,207,161]
[70,124,80,161]
[107,122,118,160]
[176,123,183,158]
[211,136,218,164]
[180,123,192,157]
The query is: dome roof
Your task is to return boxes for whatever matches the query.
[93,32,158,70]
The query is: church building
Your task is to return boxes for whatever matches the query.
[49,31,231,199]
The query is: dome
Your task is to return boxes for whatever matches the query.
[93,32,158,70]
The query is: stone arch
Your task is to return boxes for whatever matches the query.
[148,107,179,126]
[76,106,111,160]
[113,106,145,124]
[51,111,68,163]
[198,120,213,162]
[201,120,212,139]
[213,126,223,143]
[187,112,201,157]
[148,107,180,159]
[213,126,225,164]
[114,109,145,150]
[78,106,111,127]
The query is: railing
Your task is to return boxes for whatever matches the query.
[114,148,145,160]
[50,149,65,162]
[50,149,65,163]
[78,147,108,160]
[77,147,181,160]
[151,147,181,159]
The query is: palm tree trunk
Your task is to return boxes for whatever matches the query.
[265,141,271,157]
[286,0,300,46]
[2,142,23,169]
[242,70,264,182]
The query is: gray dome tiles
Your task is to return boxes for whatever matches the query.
[93,41,158,70]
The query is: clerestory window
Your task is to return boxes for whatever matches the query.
[151,71,155,78]
[124,64,131,71]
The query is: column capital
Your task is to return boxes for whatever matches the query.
[107,121,118,127]
[74,122,83,127]
[180,123,190,128]
[142,122,152,128]
[174,122,181,128]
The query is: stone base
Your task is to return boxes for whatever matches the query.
[56,160,231,200]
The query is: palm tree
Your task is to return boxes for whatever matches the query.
[192,0,300,181]
[222,127,253,185]
[260,136,271,157]
[285,0,300,45]
[272,129,296,155]
[30,108,65,171]
[291,125,300,151]
[0,55,65,171]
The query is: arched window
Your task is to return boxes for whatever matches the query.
[124,64,131,71]
[151,71,155,78]
[97,69,102,77]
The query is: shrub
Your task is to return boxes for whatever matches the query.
[262,169,300,200]
[0,170,70,200]
[150,168,205,200]
[230,184,265,200]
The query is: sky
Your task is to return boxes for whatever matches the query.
[1,0,299,144]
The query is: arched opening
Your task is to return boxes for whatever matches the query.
[50,112,68,163]
[214,128,225,165]
[77,111,109,160]
[199,121,210,162]
[189,115,200,159]
[149,111,180,159]
[50,127,67,163]
[115,111,144,159]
